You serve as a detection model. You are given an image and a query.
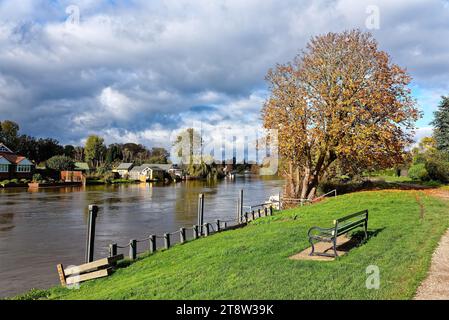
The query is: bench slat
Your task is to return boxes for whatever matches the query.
[64,254,123,276]
[334,210,368,223]
[65,268,111,285]
[334,219,366,236]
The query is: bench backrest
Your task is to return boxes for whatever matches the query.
[332,210,368,236]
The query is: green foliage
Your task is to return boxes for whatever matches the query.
[0,180,10,187]
[410,137,449,183]
[408,163,429,181]
[426,156,449,182]
[0,120,20,148]
[431,96,449,154]
[46,155,74,171]
[13,288,50,300]
[63,145,75,158]
[26,191,449,300]
[85,135,106,168]
[32,173,43,182]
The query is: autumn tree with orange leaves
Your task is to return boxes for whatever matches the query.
[262,30,419,200]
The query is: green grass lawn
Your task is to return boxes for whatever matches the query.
[19,190,449,300]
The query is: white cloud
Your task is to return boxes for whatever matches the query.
[1,0,449,147]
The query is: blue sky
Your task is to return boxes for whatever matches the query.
[1,0,449,148]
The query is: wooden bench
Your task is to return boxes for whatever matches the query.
[307,210,368,257]
[57,254,123,286]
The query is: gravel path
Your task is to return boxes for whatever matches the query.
[415,189,449,300]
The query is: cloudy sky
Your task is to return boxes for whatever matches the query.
[1,0,449,148]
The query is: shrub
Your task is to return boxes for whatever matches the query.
[1,180,10,187]
[32,173,43,182]
[425,158,449,183]
[408,163,429,181]
[46,155,74,171]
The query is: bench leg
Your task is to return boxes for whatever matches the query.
[309,238,315,256]
[364,222,368,240]
[333,237,338,257]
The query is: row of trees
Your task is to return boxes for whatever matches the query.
[0,121,170,169]
[409,97,449,183]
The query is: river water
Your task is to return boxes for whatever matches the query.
[0,176,283,298]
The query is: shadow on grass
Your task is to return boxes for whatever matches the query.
[336,228,385,253]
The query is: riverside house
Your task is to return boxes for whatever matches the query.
[113,163,134,178]
[128,164,165,181]
[0,143,35,180]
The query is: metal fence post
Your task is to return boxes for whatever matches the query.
[129,239,137,260]
[164,233,171,249]
[269,205,273,216]
[264,207,268,217]
[251,210,255,221]
[85,204,98,263]
[149,235,156,253]
[204,223,210,237]
[109,243,117,257]
[180,228,186,244]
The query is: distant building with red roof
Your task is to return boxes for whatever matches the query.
[0,143,35,180]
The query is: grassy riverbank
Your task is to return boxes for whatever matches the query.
[18,190,449,300]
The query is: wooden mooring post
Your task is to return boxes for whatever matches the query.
[85,205,98,263]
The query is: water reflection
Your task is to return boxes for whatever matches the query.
[0,176,283,297]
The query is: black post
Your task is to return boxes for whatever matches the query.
[129,239,137,260]
[193,225,199,239]
[251,210,255,221]
[244,212,248,223]
[204,223,210,237]
[264,207,268,217]
[198,194,204,235]
[216,219,220,232]
[109,243,117,257]
[269,206,273,216]
[149,235,156,253]
[85,204,98,263]
[164,233,171,249]
[237,189,243,223]
[180,228,186,244]
[257,208,261,219]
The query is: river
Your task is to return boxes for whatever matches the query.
[0,176,283,298]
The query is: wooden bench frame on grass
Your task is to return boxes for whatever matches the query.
[57,254,123,286]
[307,210,368,258]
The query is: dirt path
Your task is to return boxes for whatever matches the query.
[415,189,449,300]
